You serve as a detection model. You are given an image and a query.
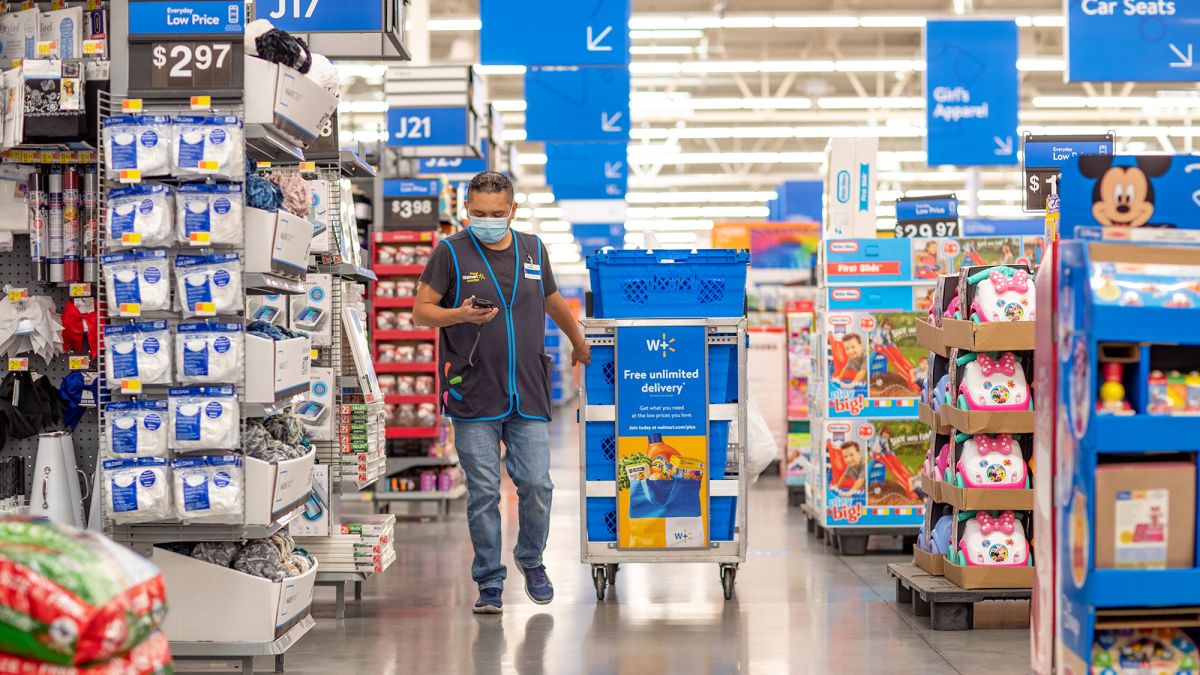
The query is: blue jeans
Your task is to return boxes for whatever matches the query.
[453,416,553,590]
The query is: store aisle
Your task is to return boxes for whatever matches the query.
[279,415,1029,675]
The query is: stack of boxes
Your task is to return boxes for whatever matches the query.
[296,514,397,574]
[338,403,387,488]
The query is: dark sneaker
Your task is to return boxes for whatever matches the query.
[474,587,503,614]
[519,565,554,605]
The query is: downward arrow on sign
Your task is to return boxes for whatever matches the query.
[604,161,624,179]
[601,112,624,133]
[993,136,1014,156]
[587,26,614,52]
[1170,43,1194,68]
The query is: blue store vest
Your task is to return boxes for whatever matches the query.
[437,229,552,422]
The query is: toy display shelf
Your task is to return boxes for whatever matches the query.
[1055,240,1200,672]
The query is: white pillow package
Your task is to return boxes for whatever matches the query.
[104,400,169,458]
[169,386,239,451]
[176,183,244,246]
[175,253,243,317]
[102,115,172,178]
[104,320,172,386]
[171,455,244,524]
[103,457,172,524]
[172,115,245,179]
[103,249,171,316]
[106,183,174,249]
[176,322,244,384]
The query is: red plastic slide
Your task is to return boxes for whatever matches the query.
[878,452,918,499]
[828,441,852,488]
[830,334,848,375]
[878,343,919,391]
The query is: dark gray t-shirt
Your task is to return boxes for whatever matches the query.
[420,236,557,302]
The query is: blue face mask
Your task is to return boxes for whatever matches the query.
[469,217,510,244]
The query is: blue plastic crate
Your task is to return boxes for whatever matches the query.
[585,420,731,481]
[586,344,737,405]
[585,496,738,543]
[587,249,749,319]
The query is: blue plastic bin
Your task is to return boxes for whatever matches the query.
[587,249,750,319]
[586,344,738,405]
[585,496,738,542]
[585,420,732,481]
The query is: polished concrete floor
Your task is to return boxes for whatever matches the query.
[258,416,1031,674]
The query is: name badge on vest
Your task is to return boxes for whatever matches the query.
[524,263,542,280]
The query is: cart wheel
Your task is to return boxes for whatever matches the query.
[592,565,607,601]
[605,563,619,587]
[720,565,737,600]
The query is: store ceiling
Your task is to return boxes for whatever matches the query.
[338,0,1200,245]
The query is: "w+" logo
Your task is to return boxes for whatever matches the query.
[645,333,676,358]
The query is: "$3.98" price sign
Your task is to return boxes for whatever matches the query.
[384,197,439,230]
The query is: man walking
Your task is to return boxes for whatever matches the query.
[414,171,590,613]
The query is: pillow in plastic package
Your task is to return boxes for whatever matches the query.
[0,516,167,666]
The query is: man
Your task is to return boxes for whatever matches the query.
[413,171,590,614]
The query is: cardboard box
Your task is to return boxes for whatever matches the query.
[289,464,329,537]
[940,482,1035,511]
[913,546,946,576]
[823,138,878,239]
[940,404,1035,434]
[244,449,315,525]
[918,402,952,434]
[1095,461,1196,570]
[943,557,1034,589]
[244,56,338,148]
[917,473,943,501]
[244,207,315,277]
[153,548,317,643]
[942,318,1036,352]
[245,334,312,402]
[916,318,949,357]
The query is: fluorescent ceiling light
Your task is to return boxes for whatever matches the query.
[653,232,700,244]
[474,65,526,76]
[1017,58,1065,72]
[631,96,812,111]
[533,208,564,219]
[625,219,716,232]
[540,233,575,245]
[517,154,547,166]
[859,16,927,27]
[501,129,527,142]
[772,16,860,28]
[549,252,582,263]
[427,18,482,31]
[818,97,924,109]
[516,208,533,218]
[491,100,526,112]
[625,232,647,245]
[629,59,925,74]
[630,29,705,39]
[631,45,696,55]
[528,192,556,204]
[626,206,771,219]
[336,64,388,80]
[1033,95,1200,109]
[836,59,924,72]
[512,221,533,232]
[539,221,572,232]
[338,101,389,114]
[625,191,778,204]
[514,193,527,204]
[628,126,922,141]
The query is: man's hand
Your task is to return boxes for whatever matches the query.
[459,297,499,326]
[571,340,591,367]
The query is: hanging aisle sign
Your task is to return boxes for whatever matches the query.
[260,0,385,33]
[1023,134,1115,211]
[924,20,1019,167]
[545,142,627,200]
[480,0,631,67]
[525,68,630,143]
[387,107,469,147]
[615,325,709,550]
[1067,2,1200,82]
[894,195,961,238]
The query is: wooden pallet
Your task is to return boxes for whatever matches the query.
[888,562,1031,630]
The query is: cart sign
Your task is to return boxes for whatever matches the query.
[615,325,709,550]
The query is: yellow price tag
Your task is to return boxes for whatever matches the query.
[7,358,28,371]
[6,289,27,302]
[20,1,33,10]
[300,161,316,172]
[69,283,91,298]
[121,379,143,394]
[36,42,55,56]
[256,161,271,170]
[82,40,104,56]
[10,60,20,69]
[195,302,217,317]
[86,0,100,9]
[189,232,212,246]
[119,302,141,317]
[50,0,64,11]
[68,356,89,371]
[121,99,143,113]
[120,232,143,245]
[190,95,212,111]
[310,348,319,360]
[198,159,219,173]
[118,169,142,184]
[17,150,32,163]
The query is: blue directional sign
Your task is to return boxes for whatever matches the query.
[573,223,625,252]
[1068,2,1200,82]
[925,20,1019,167]
[387,107,469,147]
[129,1,244,35]
[770,180,823,223]
[480,0,631,67]
[525,68,631,143]
[418,141,490,175]
[258,0,385,32]
[545,143,627,200]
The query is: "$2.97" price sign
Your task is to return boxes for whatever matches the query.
[129,39,244,97]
